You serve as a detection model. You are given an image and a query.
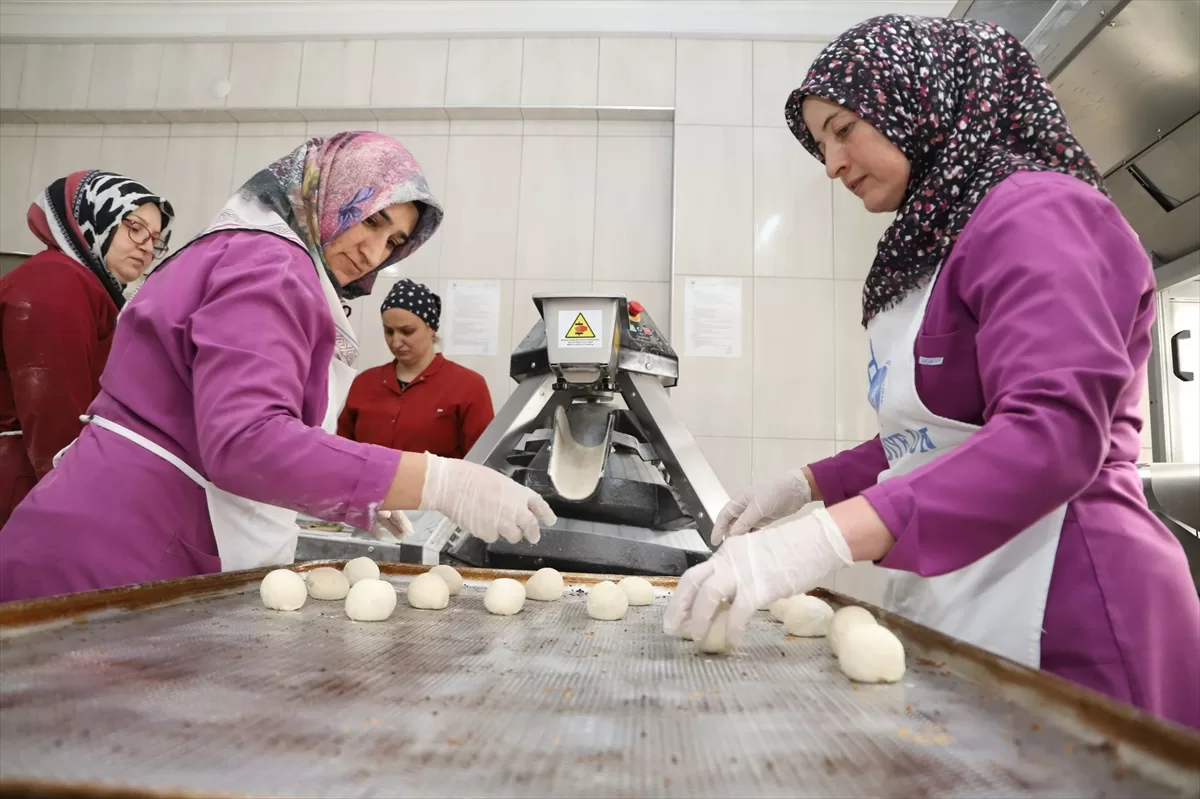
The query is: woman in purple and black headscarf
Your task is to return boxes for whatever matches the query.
[665,16,1198,729]
[1,132,554,601]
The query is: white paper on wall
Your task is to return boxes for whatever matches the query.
[443,280,501,357]
[684,277,742,358]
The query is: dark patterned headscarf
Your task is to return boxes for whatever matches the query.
[27,170,174,308]
[381,278,441,331]
[785,15,1104,326]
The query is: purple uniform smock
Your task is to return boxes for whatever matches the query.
[0,230,401,600]
[810,172,1200,730]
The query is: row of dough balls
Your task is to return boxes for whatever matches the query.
[259,561,659,623]
[768,595,906,683]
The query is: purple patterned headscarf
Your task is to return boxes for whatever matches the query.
[784,15,1104,326]
[234,131,443,298]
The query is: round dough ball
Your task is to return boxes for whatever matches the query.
[827,605,878,656]
[429,564,463,596]
[697,603,735,654]
[305,567,350,600]
[586,580,628,621]
[525,567,564,601]
[260,569,307,611]
[781,596,834,637]
[617,576,655,606]
[344,578,397,622]
[343,556,380,586]
[407,572,450,610]
[769,594,814,623]
[838,624,906,683]
[484,578,526,616]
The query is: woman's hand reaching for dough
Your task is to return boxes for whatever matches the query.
[664,509,853,647]
[418,453,557,545]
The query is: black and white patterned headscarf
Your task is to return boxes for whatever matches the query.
[380,278,441,331]
[785,15,1104,326]
[27,170,174,308]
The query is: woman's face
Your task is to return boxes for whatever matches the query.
[323,202,420,286]
[104,203,163,284]
[801,96,911,213]
[382,307,435,366]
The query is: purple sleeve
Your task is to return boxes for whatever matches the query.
[865,176,1152,577]
[807,437,888,504]
[188,238,400,530]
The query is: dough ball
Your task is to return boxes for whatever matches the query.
[525,567,564,601]
[343,556,380,586]
[260,569,307,611]
[484,578,526,616]
[344,578,397,622]
[781,596,835,638]
[838,624,906,683]
[617,576,655,606]
[407,572,450,610]
[429,564,463,596]
[769,594,814,623]
[827,605,878,656]
[305,567,350,600]
[586,580,628,621]
[697,603,735,654]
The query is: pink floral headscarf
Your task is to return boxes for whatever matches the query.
[221,131,443,298]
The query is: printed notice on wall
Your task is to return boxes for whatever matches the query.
[443,280,501,357]
[684,277,742,358]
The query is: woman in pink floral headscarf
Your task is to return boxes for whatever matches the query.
[1,132,554,601]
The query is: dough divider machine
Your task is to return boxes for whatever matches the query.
[297,293,728,577]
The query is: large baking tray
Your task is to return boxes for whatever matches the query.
[1,562,1197,799]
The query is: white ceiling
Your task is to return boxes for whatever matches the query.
[0,0,959,42]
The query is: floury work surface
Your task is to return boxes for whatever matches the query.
[0,565,1197,799]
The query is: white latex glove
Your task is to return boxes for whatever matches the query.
[419,453,557,545]
[664,507,853,647]
[370,509,413,541]
[710,469,813,546]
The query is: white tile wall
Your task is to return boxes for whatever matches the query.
[833,184,893,281]
[162,135,237,242]
[520,38,599,107]
[0,131,36,253]
[444,39,523,107]
[593,135,673,283]
[227,43,303,109]
[675,40,752,127]
[300,41,376,108]
[371,40,449,108]
[673,125,753,276]
[88,44,164,111]
[0,45,26,110]
[597,38,675,108]
[439,134,523,278]
[18,44,94,110]
[515,135,597,280]
[156,44,232,110]
[752,126,832,278]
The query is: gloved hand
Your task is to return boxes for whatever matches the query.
[370,509,413,541]
[710,469,813,545]
[419,453,557,545]
[664,508,852,647]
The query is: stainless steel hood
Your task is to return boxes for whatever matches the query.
[953,0,1200,264]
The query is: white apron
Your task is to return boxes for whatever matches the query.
[59,258,358,573]
[868,268,1066,669]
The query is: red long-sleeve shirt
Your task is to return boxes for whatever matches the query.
[337,354,494,459]
[0,250,118,526]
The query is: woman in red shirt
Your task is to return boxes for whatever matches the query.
[338,279,494,458]
[0,170,174,527]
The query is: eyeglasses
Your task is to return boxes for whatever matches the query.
[123,217,170,260]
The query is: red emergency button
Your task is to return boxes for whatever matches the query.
[628,300,644,322]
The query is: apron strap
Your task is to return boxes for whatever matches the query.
[85,415,209,488]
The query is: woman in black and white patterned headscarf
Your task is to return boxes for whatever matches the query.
[337,278,494,459]
[0,169,173,525]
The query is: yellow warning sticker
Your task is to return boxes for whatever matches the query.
[564,312,596,339]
